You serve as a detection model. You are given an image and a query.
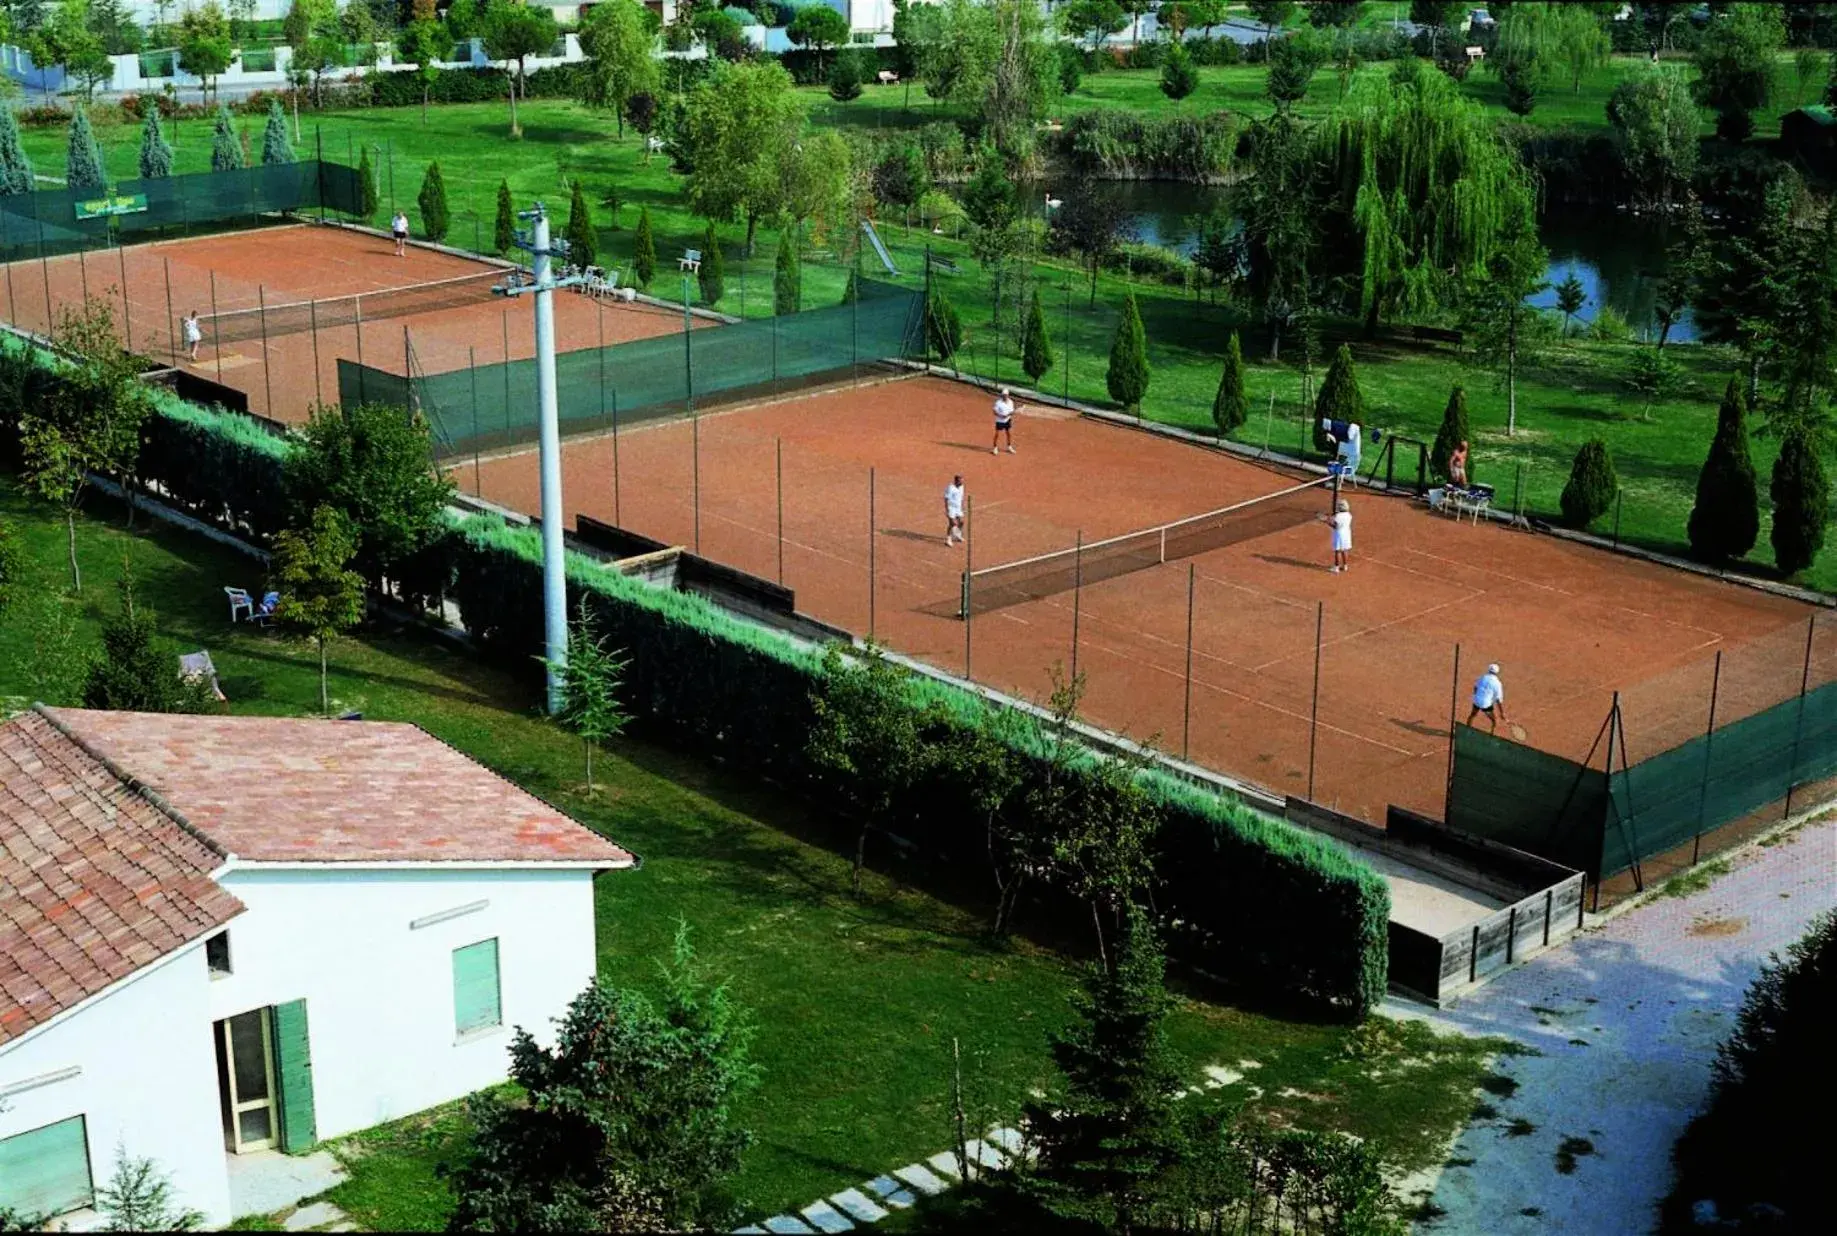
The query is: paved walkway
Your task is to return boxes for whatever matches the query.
[1402,817,1836,1234]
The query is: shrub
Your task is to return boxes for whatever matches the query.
[698,223,725,306]
[925,286,963,360]
[137,108,173,179]
[1313,345,1364,454]
[418,162,451,244]
[0,107,33,195]
[1106,292,1150,411]
[633,205,656,287]
[828,48,864,102]
[65,109,107,192]
[209,104,244,172]
[1769,428,1829,577]
[1687,379,1760,562]
[1213,332,1248,436]
[774,228,801,315]
[1430,384,1471,483]
[564,178,595,268]
[1057,110,1237,180]
[356,145,378,221]
[1021,287,1053,383]
[1590,304,1632,342]
[260,99,293,165]
[495,179,515,254]
[1559,438,1618,528]
[1161,42,1199,100]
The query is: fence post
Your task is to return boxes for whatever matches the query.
[1505,905,1517,965]
[1307,600,1324,802]
[1445,643,1462,822]
[1070,531,1083,683]
[1691,650,1722,866]
[502,309,511,447]
[612,387,622,526]
[355,296,366,401]
[117,245,131,354]
[1062,276,1072,407]
[775,437,784,584]
[208,270,222,382]
[309,298,322,405]
[964,496,973,680]
[258,285,273,416]
[1183,563,1195,762]
[1784,615,1817,821]
[1542,888,1553,946]
[1469,925,1479,983]
[5,254,15,331]
[469,346,481,497]
[163,256,176,366]
[1612,489,1624,548]
[78,248,89,305]
[869,467,876,640]
[386,137,396,216]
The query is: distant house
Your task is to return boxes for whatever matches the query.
[1781,105,1837,177]
[0,708,633,1229]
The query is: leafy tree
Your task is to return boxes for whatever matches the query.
[1233,112,1316,360]
[542,600,630,789]
[1408,0,1463,59]
[1692,3,1785,142]
[1266,29,1326,110]
[1247,0,1294,41]
[1313,344,1364,454]
[273,504,366,715]
[1628,346,1680,421]
[1770,428,1828,576]
[1687,378,1761,562]
[1460,180,1547,435]
[1052,182,1132,308]
[1160,40,1198,101]
[1696,175,1798,407]
[1188,0,1231,37]
[1498,54,1539,116]
[37,0,112,99]
[578,0,658,139]
[177,0,233,101]
[1106,292,1149,412]
[82,572,211,714]
[0,107,34,196]
[562,177,593,267]
[1768,203,1837,437]
[828,46,864,102]
[209,102,243,172]
[1554,270,1586,336]
[787,3,848,73]
[0,518,21,624]
[627,91,660,159]
[698,222,724,306]
[1212,331,1248,436]
[399,18,446,122]
[1607,66,1699,209]
[283,0,339,106]
[136,106,173,179]
[355,144,379,222]
[1560,438,1618,529]
[1021,286,1053,383]
[414,161,449,243]
[259,98,293,165]
[1430,384,1470,483]
[774,227,801,315]
[483,0,558,136]
[633,204,656,287]
[872,144,926,215]
[445,927,758,1233]
[20,298,154,593]
[677,59,803,255]
[494,178,515,254]
[1060,0,1126,54]
[64,106,106,192]
[1025,907,1185,1232]
[94,1144,205,1232]
[284,402,455,592]
[926,285,963,360]
[1653,205,1705,352]
[981,0,1058,163]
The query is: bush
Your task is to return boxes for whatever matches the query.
[1021,287,1053,383]
[1687,379,1760,562]
[418,162,451,244]
[698,223,725,306]
[564,178,595,268]
[1057,110,1237,180]
[1590,304,1632,342]
[1560,438,1618,528]
[1161,42,1199,100]
[1108,242,1191,287]
[1106,292,1150,411]
[925,286,963,360]
[1430,384,1471,483]
[1189,36,1245,67]
[1313,345,1365,454]
[774,228,801,315]
[633,205,656,288]
[1213,332,1248,435]
[1770,428,1829,577]
[828,49,864,102]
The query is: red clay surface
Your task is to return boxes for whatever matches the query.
[466,374,1828,826]
[0,222,696,425]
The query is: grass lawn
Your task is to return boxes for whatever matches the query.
[0,477,1502,1228]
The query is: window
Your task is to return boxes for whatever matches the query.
[206,930,232,978]
[0,1116,93,1219]
[452,939,502,1037]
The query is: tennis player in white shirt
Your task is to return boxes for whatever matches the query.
[944,474,966,545]
[991,388,1017,454]
[1466,663,1509,732]
[1319,498,1353,573]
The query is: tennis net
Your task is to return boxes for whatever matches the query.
[960,476,1335,618]
[199,269,512,344]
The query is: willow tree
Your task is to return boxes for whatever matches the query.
[1314,60,1533,335]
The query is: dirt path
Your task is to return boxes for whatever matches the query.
[1396,817,1836,1234]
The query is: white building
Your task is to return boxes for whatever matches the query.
[0,707,634,1229]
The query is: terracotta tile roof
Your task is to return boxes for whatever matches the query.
[44,709,634,867]
[0,711,244,1045]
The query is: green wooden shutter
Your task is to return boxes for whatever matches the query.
[0,1116,93,1219]
[272,1000,318,1154]
[452,939,501,1035]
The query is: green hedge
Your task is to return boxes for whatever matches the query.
[366,63,590,109]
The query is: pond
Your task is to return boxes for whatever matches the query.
[1070,182,1699,342]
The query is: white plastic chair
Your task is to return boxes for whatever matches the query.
[225,586,253,623]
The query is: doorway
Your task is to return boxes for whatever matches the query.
[214,1008,277,1153]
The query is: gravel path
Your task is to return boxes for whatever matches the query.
[1398,817,1836,1234]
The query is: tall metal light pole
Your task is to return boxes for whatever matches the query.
[497,202,585,714]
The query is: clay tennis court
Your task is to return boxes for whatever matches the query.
[465,373,1826,826]
[0,222,697,425]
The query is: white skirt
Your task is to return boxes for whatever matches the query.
[1332,529,1352,552]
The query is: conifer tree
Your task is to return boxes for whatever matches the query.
[926,286,963,360]
[1022,287,1054,383]
[260,99,294,165]
[1212,331,1248,436]
[633,205,656,287]
[82,573,208,713]
[1560,438,1618,528]
[1770,428,1829,576]
[564,178,595,268]
[0,107,33,196]
[1313,343,1364,452]
[698,222,724,305]
[137,108,173,179]
[209,104,244,172]
[418,162,450,243]
[1431,384,1471,482]
[774,228,801,315]
[1687,378,1761,562]
[1106,292,1149,411]
[356,145,379,221]
[495,179,515,255]
[66,108,107,193]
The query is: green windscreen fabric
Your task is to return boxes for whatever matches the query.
[1446,725,1607,875]
[349,278,924,456]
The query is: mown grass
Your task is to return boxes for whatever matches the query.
[0,478,1500,1228]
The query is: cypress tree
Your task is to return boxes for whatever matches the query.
[633,205,656,287]
[260,99,294,165]
[1212,331,1248,436]
[137,108,173,179]
[494,179,515,255]
[698,223,724,305]
[1560,438,1618,529]
[0,107,33,196]
[1313,344,1365,453]
[926,286,963,360]
[356,146,379,221]
[1022,287,1054,382]
[66,108,107,193]
[564,178,595,268]
[1687,379,1761,562]
[840,266,859,305]
[1770,428,1829,576]
[209,104,244,172]
[1430,384,1472,482]
[774,228,801,315]
[1106,292,1149,411]
[418,162,450,243]
[82,575,205,713]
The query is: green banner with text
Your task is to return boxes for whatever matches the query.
[74,193,149,220]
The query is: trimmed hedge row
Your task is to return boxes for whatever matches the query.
[1053,110,1239,181]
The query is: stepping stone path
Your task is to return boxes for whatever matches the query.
[737,1127,1020,1233]
[282,1200,352,1231]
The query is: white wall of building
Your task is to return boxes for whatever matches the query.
[0,944,232,1229]
[210,865,602,1140]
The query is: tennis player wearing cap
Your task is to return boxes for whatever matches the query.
[1466,664,1509,732]
[992,387,1017,455]
[1318,497,1353,573]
